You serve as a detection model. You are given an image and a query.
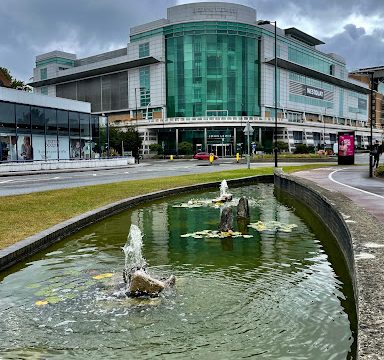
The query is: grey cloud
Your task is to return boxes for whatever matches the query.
[321,24,384,70]
[0,0,177,81]
[2,0,384,81]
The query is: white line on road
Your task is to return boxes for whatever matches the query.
[0,179,14,184]
[328,169,384,199]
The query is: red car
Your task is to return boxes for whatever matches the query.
[193,152,218,160]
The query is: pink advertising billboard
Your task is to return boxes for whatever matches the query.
[338,131,355,165]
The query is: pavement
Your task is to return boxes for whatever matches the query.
[293,165,384,224]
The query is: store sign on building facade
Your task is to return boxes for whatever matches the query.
[304,85,324,99]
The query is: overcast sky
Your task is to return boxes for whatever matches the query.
[1,0,384,82]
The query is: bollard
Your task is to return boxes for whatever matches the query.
[236,152,240,163]
[170,155,173,161]
[209,153,214,165]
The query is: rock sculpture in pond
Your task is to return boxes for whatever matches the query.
[122,225,175,297]
[219,206,234,232]
[237,196,250,219]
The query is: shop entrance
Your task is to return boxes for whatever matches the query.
[208,143,233,157]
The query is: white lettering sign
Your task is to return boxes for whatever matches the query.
[304,86,324,99]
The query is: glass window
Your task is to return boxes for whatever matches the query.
[17,135,33,161]
[77,77,102,112]
[45,108,57,135]
[40,68,47,80]
[31,106,45,135]
[139,42,150,58]
[69,112,79,137]
[0,101,15,132]
[139,67,151,106]
[91,115,100,158]
[102,72,128,111]
[57,110,69,160]
[166,30,259,117]
[15,104,31,134]
[41,86,48,95]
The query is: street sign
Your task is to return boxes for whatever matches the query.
[243,123,254,135]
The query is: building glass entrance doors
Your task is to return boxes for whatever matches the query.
[208,143,233,157]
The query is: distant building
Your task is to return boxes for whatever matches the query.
[349,66,384,133]
[29,2,382,155]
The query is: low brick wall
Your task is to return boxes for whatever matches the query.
[274,169,383,360]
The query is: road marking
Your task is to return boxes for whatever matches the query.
[328,169,384,199]
[0,179,14,184]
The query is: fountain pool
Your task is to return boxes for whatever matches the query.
[0,184,356,359]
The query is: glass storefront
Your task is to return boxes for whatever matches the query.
[166,22,261,118]
[0,101,101,162]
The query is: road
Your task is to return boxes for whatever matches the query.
[0,153,372,197]
[0,159,256,196]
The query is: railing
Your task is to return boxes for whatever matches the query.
[110,116,382,132]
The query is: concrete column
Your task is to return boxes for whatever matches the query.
[175,128,179,155]
[204,128,207,152]
[233,128,237,153]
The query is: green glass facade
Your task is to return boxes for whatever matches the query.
[165,22,261,118]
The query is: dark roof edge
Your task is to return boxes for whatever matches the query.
[28,57,160,87]
[284,27,325,46]
[266,58,370,94]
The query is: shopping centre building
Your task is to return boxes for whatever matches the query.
[29,2,383,156]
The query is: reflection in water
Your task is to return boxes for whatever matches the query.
[0,184,356,359]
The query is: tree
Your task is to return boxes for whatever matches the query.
[108,127,142,158]
[0,67,32,91]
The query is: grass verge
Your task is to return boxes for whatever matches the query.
[0,164,329,249]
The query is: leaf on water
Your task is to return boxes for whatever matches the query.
[45,296,62,304]
[248,221,298,233]
[35,300,49,306]
[92,273,114,280]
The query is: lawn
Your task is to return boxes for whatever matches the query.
[0,164,330,249]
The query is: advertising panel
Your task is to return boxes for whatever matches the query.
[338,131,355,165]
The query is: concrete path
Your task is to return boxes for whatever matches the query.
[294,166,384,224]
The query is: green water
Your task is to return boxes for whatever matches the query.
[0,184,356,359]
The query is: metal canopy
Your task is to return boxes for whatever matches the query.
[28,56,161,87]
[265,58,370,94]
[284,27,325,46]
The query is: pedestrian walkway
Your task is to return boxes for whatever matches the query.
[293,166,384,224]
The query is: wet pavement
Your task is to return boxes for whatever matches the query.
[294,166,384,224]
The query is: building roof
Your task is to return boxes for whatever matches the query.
[266,58,370,94]
[29,57,160,87]
[284,27,324,46]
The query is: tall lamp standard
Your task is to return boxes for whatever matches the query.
[134,87,145,164]
[258,20,278,167]
[369,72,374,177]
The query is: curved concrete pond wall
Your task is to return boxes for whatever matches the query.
[274,170,383,360]
[1,172,381,358]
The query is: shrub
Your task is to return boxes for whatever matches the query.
[276,141,289,152]
[375,165,384,177]
[294,144,310,154]
[149,143,164,155]
[178,141,193,155]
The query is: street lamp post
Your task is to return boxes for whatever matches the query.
[369,72,374,177]
[258,20,278,167]
[243,121,254,169]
